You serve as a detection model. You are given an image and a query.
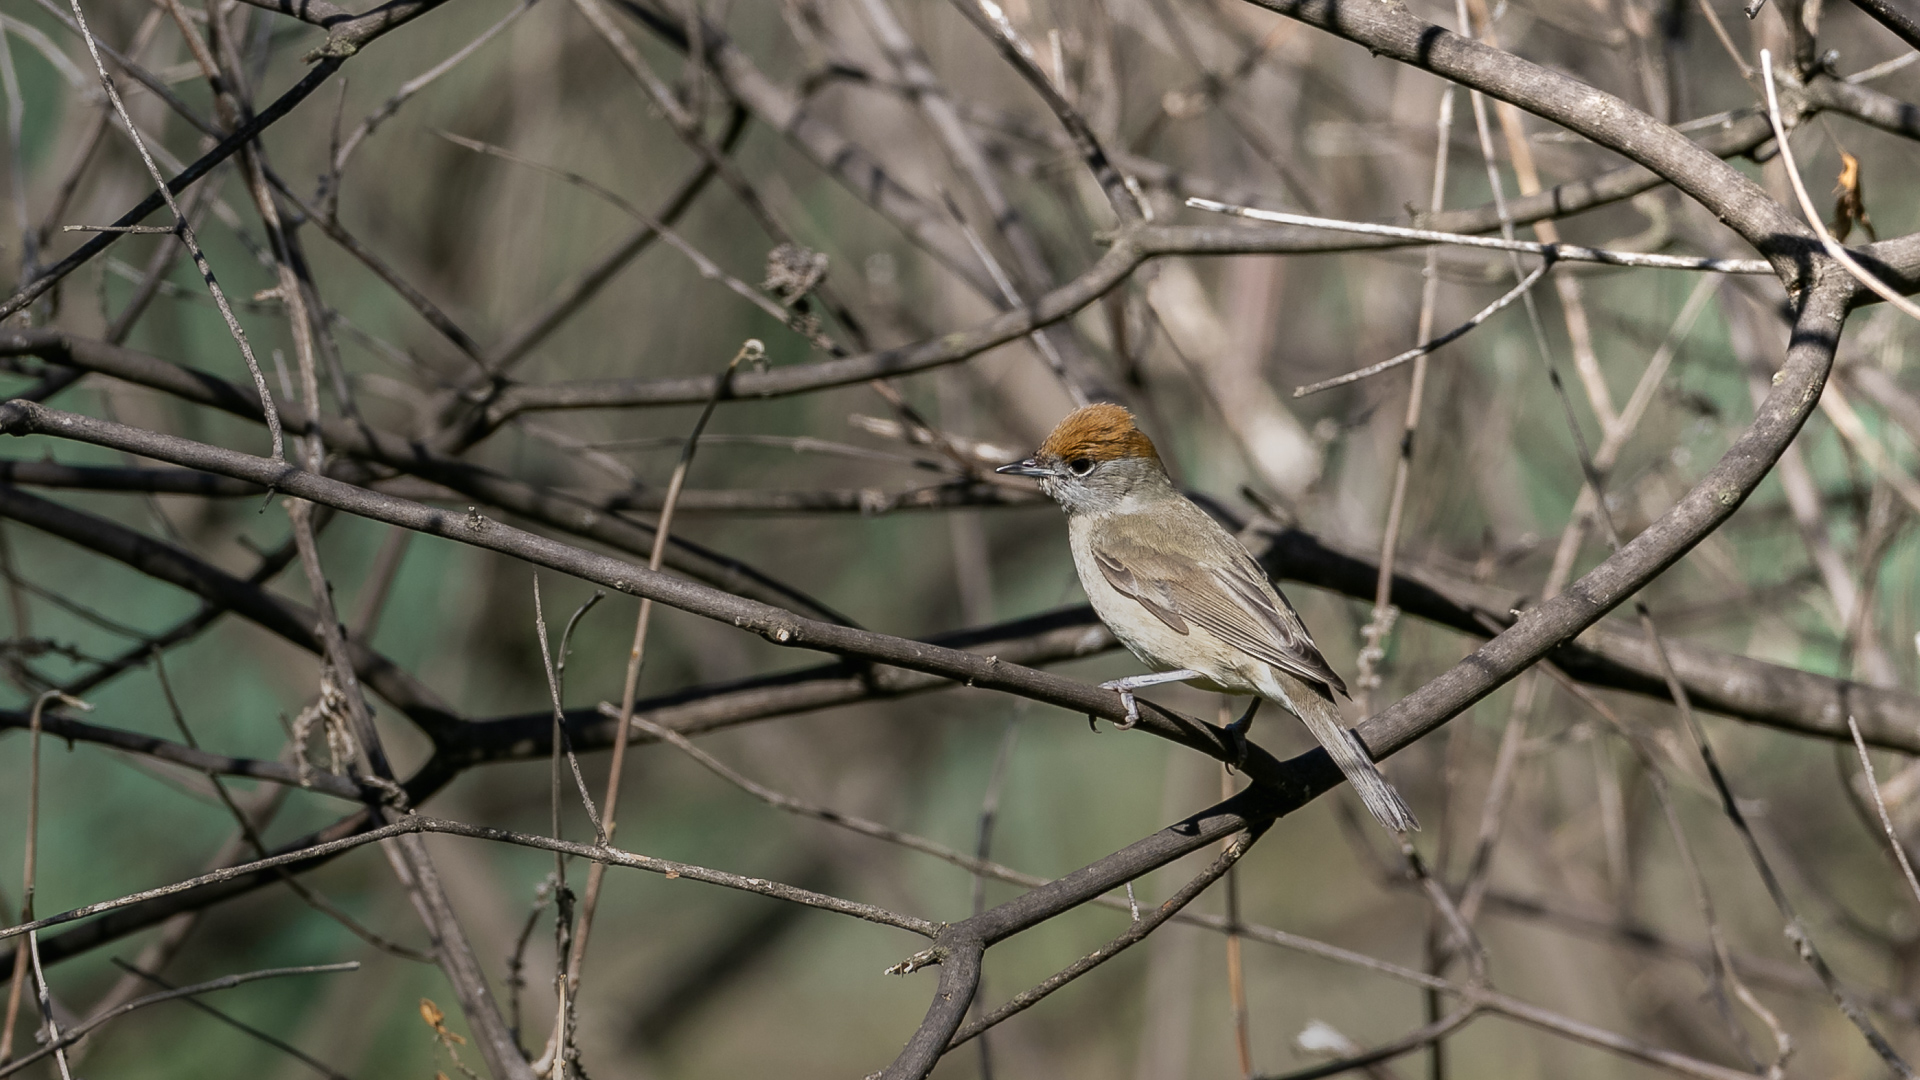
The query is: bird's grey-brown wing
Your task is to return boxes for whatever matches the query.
[1090,548,1190,633]
[1090,519,1348,698]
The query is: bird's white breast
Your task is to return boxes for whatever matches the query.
[1067,513,1258,696]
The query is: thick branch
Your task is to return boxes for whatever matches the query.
[226,0,352,26]
[1804,72,1920,142]
[1845,0,1920,53]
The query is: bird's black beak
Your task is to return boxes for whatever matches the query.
[995,458,1054,478]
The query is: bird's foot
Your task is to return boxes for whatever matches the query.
[1221,727,1249,773]
[1096,681,1144,729]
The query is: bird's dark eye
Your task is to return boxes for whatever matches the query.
[1066,457,1095,477]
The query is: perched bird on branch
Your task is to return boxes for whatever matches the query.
[997,403,1417,833]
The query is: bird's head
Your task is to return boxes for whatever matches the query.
[996,403,1170,515]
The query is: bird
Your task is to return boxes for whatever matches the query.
[996,403,1418,833]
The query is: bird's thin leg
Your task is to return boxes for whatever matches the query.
[1096,670,1203,730]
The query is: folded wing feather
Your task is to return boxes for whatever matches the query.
[1092,533,1349,699]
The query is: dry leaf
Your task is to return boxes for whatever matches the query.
[1831,151,1877,243]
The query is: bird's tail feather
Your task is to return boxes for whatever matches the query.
[1282,684,1419,833]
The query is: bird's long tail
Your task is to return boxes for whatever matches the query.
[1272,678,1419,833]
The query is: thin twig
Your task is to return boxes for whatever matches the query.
[569,339,764,992]
[0,814,939,941]
[106,959,354,1080]
[23,930,68,1080]
[1293,259,1551,397]
[0,963,360,1079]
[58,223,174,233]
[1224,762,1252,1079]
[1185,199,1771,273]
[946,824,1271,1047]
[2,691,87,1066]
[533,577,606,842]
[1761,50,1920,322]
[1639,604,1912,1077]
[151,651,433,963]
[950,0,1145,223]
[1848,717,1920,913]
[58,0,283,459]
[1268,1008,1479,1080]
[968,714,1020,1080]
[1356,84,1454,709]
[324,0,538,207]
[1542,273,1719,597]
[1534,658,1789,1071]
[438,133,842,352]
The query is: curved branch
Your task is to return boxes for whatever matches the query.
[1361,270,1851,756]
[880,938,985,1080]
[1240,0,1815,281]
[0,268,1855,1052]
[867,269,1853,1079]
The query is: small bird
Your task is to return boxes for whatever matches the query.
[996,403,1418,833]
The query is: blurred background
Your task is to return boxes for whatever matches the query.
[2,0,1920,1074]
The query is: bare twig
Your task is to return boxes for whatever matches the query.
[1848,717,1920,913]
[945,823,1271,1047]
[1185,199,1771,274]
[533,577,606,841]
[569,339,762,992]
[0,962,360,1078]
[0,814,939,942]
[1639,606,1913,1076]
[1293,259,1552,397]
[106,959,353,1080]
[56,0,283,459]
[1761,50,1920,322]
[1355,85,1455,708]
[3,691,88,1068]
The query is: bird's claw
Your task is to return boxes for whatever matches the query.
[1097,682,1143,729]
[1222,699,1258,772]
[1221,723,1250,772]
